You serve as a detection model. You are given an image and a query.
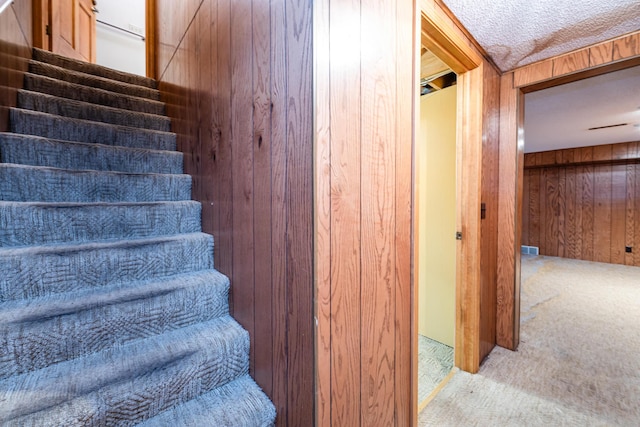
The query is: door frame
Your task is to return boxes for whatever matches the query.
[413,6,484,418]
[497,36,640,351]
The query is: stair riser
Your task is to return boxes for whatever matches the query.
[24,74,165,115]
[33,48,157,89]
[18,91,171,132]
[1,318,248,425]
[0,277,230,379]
[10,109,176,151]
[0,202,200,247]
[0,234,213,301]
[138,375,277,427]
[0,165,190,203]
[0,134,182,175]
[29,61,161,101]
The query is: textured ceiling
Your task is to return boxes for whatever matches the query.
[441,0,640,71]
[524,65,640,153]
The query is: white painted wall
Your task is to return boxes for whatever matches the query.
[95,0,146,76]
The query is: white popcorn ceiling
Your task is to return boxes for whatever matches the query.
[440,1,640,153]
[441,0,640,71]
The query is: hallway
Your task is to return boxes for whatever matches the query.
[419,255,640,425]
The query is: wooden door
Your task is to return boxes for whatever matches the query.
[34,0,97,62]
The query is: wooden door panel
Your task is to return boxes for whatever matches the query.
[77,0,95,61]
[36,0,96,62]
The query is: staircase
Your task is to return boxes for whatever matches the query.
[0,48,276,426]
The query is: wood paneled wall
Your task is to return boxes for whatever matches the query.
[153,1,313,425]
[314,0,414,425]
[480,61,500,361]
[0,0,32,131]
[497,30,640,350]
[523,142,640,266]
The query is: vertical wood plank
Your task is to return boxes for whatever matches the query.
[329,0,362,423]
[394,0,414,425]
[360,0,397,422]
[539,167,548,254]
[496,73,518,349]
[635,162,640,266]
[626,144,637,265]
[581,148,595,261]
[593,145,612,263]
[284,0,314,423]
[565,165,577,259]
[610,164,626,264]
[270,0,288,422]
[528,168,541,248]
[557,167,566,257]
[252,0,273,397]
[480,62,500,362]
[314,0,331,424]
[521,170,530,245]
[230,0,256,371]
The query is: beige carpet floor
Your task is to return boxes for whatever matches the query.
[419,255,640,426]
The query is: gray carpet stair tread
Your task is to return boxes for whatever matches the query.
[0,200,201,247]
[140,374,276,427]
[10,109,176,150]
[0,269,230,379]
[32,47,157,89]
[0,232,214,302]
[29,60,161,101]
[0,163,191,203]
[0,133,182,174]
[24,73,165,115]
[17,90,171,132]
[0,316,248,425]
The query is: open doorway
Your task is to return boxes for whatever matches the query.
[416,47,457,408]
[95,0,146,75]
[521,65,640,265]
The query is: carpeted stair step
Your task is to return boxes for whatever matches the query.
[28,61,161,101]
[0,270,230,379]
[17,90,171,132]
[0,133,182,174]
[0,316,248,426]
[24,73,165,115]
[0,164,190,203]
[0,201,201,247]
[140,374,276,427]
[10,109,175,150]
[33,47,157,89]
[0,233,214,302]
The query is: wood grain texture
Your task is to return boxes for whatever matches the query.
[0,0,32,131]
[455,65,484,373]
[613,33,640,61]
[553,50,589,76]
[479,62,500,362]
[513,59,553,87]
[522,142,640,266]
[394,1,413,425]
[156,1,314,424]
[589,41,613,67]
[313,0,331,424]
[360,0,397,423]
[496,73,519,350]
[328,0,362,424]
